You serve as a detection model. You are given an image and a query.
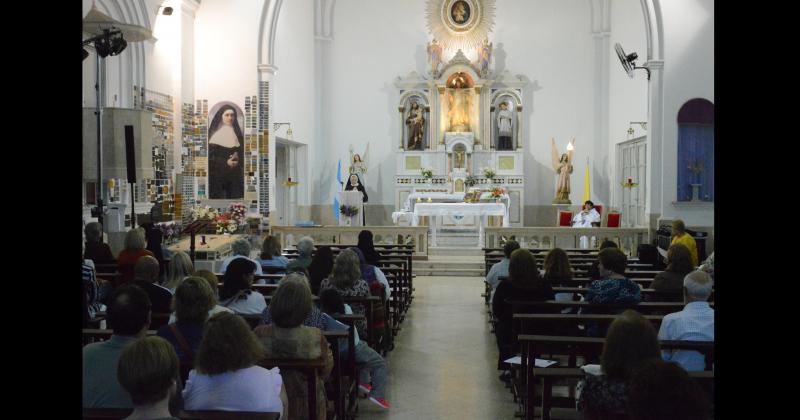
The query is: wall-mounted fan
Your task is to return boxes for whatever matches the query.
[615,43,650,80]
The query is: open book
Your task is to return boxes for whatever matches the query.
[504,356,558,368]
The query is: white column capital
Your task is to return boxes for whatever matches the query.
[258,64,279,76]
[181,0,201,17]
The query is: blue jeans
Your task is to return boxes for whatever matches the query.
[355,342,388,399]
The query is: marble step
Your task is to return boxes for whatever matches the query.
[429,246,485,256]
[414,256,485,276]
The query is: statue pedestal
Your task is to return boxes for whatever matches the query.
[690,184,702,202]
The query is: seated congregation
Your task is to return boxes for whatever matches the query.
[484,220,715,419]
[83,227,398,419]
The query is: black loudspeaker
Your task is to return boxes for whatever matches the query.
[125,125,136,184]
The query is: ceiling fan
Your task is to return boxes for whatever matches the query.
[615,43,650,80]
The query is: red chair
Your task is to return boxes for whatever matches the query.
[593,204,603,217]
[557,210,573,227]
[606,212,621,228]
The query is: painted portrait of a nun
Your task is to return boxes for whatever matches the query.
[207,102,245,199]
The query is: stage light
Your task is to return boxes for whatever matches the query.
[162,6,173,15]
[110,33,127,56]
[94,35,111,58]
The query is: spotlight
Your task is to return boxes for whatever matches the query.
[94,35,111,58]
[162,6,173,15]
[110,34,127,56]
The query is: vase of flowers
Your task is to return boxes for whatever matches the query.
[483,167,496,187]
[421,167,434,187]
[491,186,507,202]
[340,205,360,226]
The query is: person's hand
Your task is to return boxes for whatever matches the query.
[227,153,239,168]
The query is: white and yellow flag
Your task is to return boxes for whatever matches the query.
[583,157,590,203]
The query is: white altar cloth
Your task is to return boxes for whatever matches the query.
[403,192,466,211]
[412,202,509,247]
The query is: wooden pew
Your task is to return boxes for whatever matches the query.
[518,335,714,420]
[178,411,281,419]
[506,299,713,315]
[532,368,714,420]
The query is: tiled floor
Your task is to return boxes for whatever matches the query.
[357,276,518,419]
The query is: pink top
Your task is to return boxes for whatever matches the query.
[183,365,283,413]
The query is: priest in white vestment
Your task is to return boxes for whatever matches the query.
[572,200,601,248]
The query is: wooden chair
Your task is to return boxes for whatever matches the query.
[258,357,327,420]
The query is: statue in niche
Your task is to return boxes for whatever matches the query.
[477,38,492,76]
[406,101,425,150]
[447,73,472,132]
[550,138,575,204]
[427,39,443,76]
[349,143,369,184]
[496,101,513,150]
[455,149,465,168]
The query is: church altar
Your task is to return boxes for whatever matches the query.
[167,234,239,272]
[412,202,508,247]
[392,47,527,227]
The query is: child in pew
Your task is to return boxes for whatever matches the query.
[319,288,391,410]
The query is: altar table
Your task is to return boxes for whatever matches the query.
[411,202,509,247]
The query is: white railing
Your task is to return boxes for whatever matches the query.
[484,227,650,256]
[270,226,429,256]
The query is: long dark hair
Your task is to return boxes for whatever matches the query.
[307,246,334,295]
[601,310,660,380]
[543,248,573,285]
[208,104,244,145]
[665,244,693,274]
[357,230,380,265]
[220,258,256,301]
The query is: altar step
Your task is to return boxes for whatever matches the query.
[429,247,484,257]
[431,229,481,248]
[414,255,485,277]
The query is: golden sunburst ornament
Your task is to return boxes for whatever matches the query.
[426,0,495,52]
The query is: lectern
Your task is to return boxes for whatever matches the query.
[338,191,364,226]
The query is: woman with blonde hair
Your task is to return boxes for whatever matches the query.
[255,277,333,420]
[257,235,289,274]
[117,336,180,420]
[117,228,154,284]
[162,251,195,292]
[157,277,215,365]
[319,248,370,336]
[183,312,287,416]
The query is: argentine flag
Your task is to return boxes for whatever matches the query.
[333,159,342,221]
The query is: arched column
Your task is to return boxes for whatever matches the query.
[640,0,665,228]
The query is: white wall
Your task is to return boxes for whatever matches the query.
[271,0,316,200]
[608,0,648,207]
[657,0,714,227]
[325,0,596,207]
[194,0,262,110]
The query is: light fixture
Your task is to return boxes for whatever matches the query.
[273,122,293,140]
[160,6,174,15]
[614,43,650,80]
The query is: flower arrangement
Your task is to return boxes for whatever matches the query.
[465,175,477,187]
[191,205,219,221]
[491,186,508,198]
[421,168,434,179]
[483,167,496,180]
[155,221,180,244]
[215,216,238,234]
[340,205,360,217]
[228,202,247,224]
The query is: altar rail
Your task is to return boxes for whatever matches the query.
[483,227,650,256]
[270,226,429,257]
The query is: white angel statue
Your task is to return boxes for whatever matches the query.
[349,143,369,184]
